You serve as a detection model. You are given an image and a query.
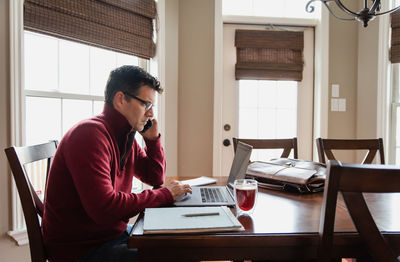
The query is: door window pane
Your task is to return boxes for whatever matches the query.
[25,96,62,144]
[238,80,298,161]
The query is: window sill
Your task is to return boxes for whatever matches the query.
[7,229,28,246]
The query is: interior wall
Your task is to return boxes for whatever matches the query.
[356,18,380,162]
[0,0,30,260]
[178,0,214,177]
[164,0,179,176]
[327,1,359,163]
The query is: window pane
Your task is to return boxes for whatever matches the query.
[90,47,117,96]
[117,53,139,67]
[276,108,297,138]
[59,40,90,94]
[94,101,105,115]
[277,81,297,109]
[239,108,258,137]
[223,0,320,18]
[24,32,58,92]
[239,80,298,160]
[222,0,253,16]
[62,99,92,135]
[258,108,276,138]
[239,80,258,108]
[25,97,61,144]
[258,81,277,109]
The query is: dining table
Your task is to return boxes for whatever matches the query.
[128,176,400,261]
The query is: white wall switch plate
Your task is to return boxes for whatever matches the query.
[332,84,339,97]
[338,98,346,112]
[331,98,339,111]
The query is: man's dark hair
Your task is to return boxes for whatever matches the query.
[104,65,162,105]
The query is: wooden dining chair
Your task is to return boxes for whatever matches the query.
[4,140,58,262]
[316,138,385,164]
[319,160,400,262]
[232,137,298,159]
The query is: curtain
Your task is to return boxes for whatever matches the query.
[235,29,304,81]
[24,0,157,59]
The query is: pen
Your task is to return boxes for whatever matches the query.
[182,212,220,217]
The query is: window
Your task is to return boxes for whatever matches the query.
[222,0,320,19]
[24,31,150,198]
[390,64,400,164]
[238,80,298,160]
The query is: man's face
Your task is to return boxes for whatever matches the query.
[118,85,155,131]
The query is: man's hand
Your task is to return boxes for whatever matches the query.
[141,118,159,140]
[164,181,192,201]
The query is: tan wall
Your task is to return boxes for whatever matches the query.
[356,19,380,163]
[164,0,179,176]
[178,0,214,177]
[0,0,31,260]
[327,1,359,163]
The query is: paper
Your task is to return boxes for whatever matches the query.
[180,176,217,187]
[143,206,243,234]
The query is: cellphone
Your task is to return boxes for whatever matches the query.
[140,119,153,133]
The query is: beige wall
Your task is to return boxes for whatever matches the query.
[327,1,359,163]
[178,0,214,177]
[164,0,179,176]
[356,18,380,162]
[0,0,31,260]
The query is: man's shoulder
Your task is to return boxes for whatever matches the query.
[64,117,110,139]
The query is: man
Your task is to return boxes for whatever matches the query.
[42,65,192,262]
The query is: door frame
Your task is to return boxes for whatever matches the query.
[212,1,330,176]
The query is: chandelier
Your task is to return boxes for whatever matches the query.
[306,0,400,27]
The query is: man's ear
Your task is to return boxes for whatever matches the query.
[112,91,126,110]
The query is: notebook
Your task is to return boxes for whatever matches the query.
[175,141,253,206]
[143,206,244,234]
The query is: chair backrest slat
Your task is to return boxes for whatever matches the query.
[319,160,400,262]
[5,140,58,262]
[316,138,385,164]
[232,137,298,159]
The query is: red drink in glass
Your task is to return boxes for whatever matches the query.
[235,186,256,211]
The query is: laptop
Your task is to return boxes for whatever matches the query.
[175,141,253,206]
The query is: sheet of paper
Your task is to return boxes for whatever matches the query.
[143,206,243,234]
[180,176,217,187]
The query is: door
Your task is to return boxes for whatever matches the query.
[219,24,315,177]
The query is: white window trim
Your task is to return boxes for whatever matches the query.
[213,1,329,176]
[8,0,27,245]
[378,0,392,164]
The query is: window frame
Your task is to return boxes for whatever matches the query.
[8,0,164,244]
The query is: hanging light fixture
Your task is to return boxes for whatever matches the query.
[306,0,400,27]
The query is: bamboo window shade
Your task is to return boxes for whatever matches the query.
[24,0,157,59]
[391,10,400,63]
[235,29,304,81]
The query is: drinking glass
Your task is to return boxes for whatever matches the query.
[234,179,258,215]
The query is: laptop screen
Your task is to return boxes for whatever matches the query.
[227,141,253,187]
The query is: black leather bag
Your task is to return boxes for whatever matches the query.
[245,158,326,193]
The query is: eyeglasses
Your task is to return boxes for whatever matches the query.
[123,92,153,111]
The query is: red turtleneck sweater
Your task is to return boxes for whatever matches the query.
[42,104,171,262]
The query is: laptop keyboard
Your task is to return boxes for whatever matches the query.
[200,188,228,203]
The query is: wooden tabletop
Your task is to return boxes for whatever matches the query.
[128,177,400,261]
